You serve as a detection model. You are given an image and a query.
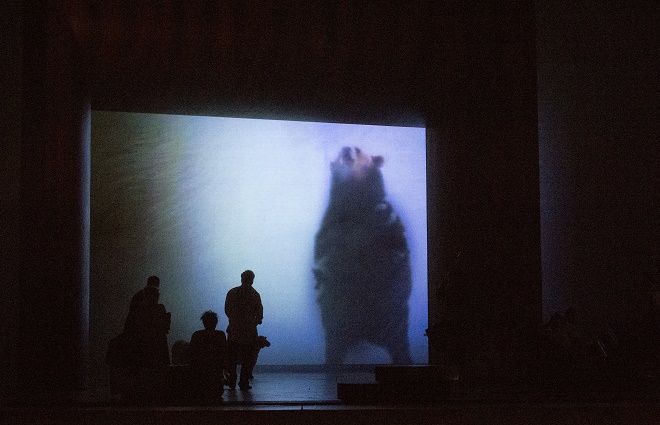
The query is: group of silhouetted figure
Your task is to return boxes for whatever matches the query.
[107,270,265,404]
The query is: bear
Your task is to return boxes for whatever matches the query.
[313,146,412,364]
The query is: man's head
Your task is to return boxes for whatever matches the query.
[241,270,255,286]
[200,310,219,330]
[147,275,160,288]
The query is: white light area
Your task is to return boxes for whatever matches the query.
[94,112,427,365]
[178,118,331,364]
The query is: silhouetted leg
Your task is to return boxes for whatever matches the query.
[325,340,342,364]
[239,344,258,389]
[226,341,239,388]
[212,374,224,402]
[320,303,353,364]
[226,364,238,388]
[239,362,255,389]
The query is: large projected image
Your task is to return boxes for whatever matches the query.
[91,112,427,368]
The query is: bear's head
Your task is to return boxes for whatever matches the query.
[331,146,383,180]
[328,146,386,209]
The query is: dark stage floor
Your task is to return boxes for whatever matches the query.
[96,369,376,405]
[2,368,660,425]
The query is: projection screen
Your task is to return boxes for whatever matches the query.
[91,111,427,368]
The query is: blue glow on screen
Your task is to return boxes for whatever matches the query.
[91,112,427,365]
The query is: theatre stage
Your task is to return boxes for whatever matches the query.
[2,367,659,425]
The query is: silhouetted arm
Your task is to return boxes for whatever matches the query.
[255,293,263,325]
[224,289,235,321]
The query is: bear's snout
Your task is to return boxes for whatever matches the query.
[340,146,354,162]
[340,146,364,162]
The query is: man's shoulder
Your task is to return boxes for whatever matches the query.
[227,286,241,295]
[227,285,260,299]
[242,286,260,299]
[129,288,144,305]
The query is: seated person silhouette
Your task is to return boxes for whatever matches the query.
[188,310,227,402]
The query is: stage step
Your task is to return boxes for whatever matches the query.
[338,366,455,404]
[374,365,458,384]
[337,381,450,405]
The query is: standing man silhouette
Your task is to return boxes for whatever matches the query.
[125,275,161,332]
[119,275,170,403]
[124,276,171,365]
[224,270,263,390]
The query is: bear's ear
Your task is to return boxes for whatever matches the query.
[373,156,384,168]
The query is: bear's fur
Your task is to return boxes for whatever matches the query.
[314,146,412,364]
